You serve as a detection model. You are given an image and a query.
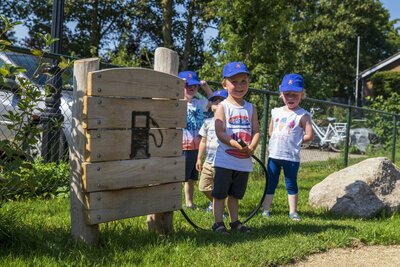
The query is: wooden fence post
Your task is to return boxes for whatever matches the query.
[147,47,179,234]
[70,58,100,245]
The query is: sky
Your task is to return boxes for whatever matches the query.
[381,0,400,27]
[14,1,400,47]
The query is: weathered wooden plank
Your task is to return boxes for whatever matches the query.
[147,47,180,234]
[86,129,182,162]
[86,183,181,225]
[87,68,184,99]
[82,156,184,192]
[70,58,100,245]
[83,97,186,129]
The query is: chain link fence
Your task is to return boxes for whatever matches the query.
[208,81,399,173]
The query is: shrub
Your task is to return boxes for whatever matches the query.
[0,159,70,202]
[369,71,400,98]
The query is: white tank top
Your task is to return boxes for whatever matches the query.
[268,107,308,162]
[213,100,253,172]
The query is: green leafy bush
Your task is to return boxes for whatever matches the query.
[366,92,400,150]
[369,71,400,98]
[0,159,69,202]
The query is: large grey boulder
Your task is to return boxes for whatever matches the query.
[309,157,400,218]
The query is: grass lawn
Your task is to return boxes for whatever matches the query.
[1,158,400,266]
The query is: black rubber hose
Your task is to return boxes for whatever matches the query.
[180,140,268,230]
[242,154,268,224]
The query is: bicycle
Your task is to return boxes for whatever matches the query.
[303,107,348,152]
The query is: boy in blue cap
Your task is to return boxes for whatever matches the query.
[212,62,260,233]
[196,89,228,212]
[178,70,213,209]
[262,73,314,221]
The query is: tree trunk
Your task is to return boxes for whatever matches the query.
[181,0,195,70]
[91,0,101,56]
[161,0,173,49]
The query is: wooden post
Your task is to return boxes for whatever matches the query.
[70,58,100,245]
[147,47,179,234]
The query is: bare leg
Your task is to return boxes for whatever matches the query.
[213,198,225,223]
[227,196,239,222]
[288,193,298,214]
[262,194,274,211]
[202,190,213,201]
[184,180,195,207]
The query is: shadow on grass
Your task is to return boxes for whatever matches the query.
[0,204,359,266]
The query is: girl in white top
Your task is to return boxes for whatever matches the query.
[262,74,314,222]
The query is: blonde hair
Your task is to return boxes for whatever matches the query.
[279,89,306,99]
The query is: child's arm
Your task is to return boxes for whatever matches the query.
[268,119,274,136]
[196,136,207,171]
[200,80,213,99]
[300,114,314,142]
[247,105,260,155]
[215,104,243,150]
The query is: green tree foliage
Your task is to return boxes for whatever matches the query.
[366,92,399,150]
[289,1,398,99]
[369,70,400,98]
[366,70,400,150]
[0,0,214,70]
[203,0,400,100]
[174,0,213,70]
[1,0,138,57]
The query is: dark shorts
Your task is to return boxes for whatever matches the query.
[183,150,199,181]
[211,167,249,199]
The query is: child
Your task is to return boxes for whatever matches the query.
[212,62,260,233]
[195,89,228,212]
[262,73,314,221]
[178,70,213,209]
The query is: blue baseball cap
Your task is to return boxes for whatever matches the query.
[208,89,228,101]
[279,74,304,92]
[178,71,201,86]
[222,62,250,78]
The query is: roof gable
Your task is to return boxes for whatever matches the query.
[360,51,400,78]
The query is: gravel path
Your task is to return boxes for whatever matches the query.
[289,245,400,267]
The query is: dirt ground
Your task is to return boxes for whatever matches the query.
[288,245,400,267]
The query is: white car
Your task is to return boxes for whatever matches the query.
[0,51,73,157]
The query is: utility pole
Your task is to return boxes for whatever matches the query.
[41,0,65,162]
[355,36,360,106]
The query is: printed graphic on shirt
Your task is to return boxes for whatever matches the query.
[183,106,206,150]
[228,115,251,126]
[287,120,295,134]
[224,114,252,159]
[274,117,296,134]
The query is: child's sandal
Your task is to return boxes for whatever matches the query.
[212,222,228,234]
[229,220,251,233]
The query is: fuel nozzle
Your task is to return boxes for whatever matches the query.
[237,139,247,148]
